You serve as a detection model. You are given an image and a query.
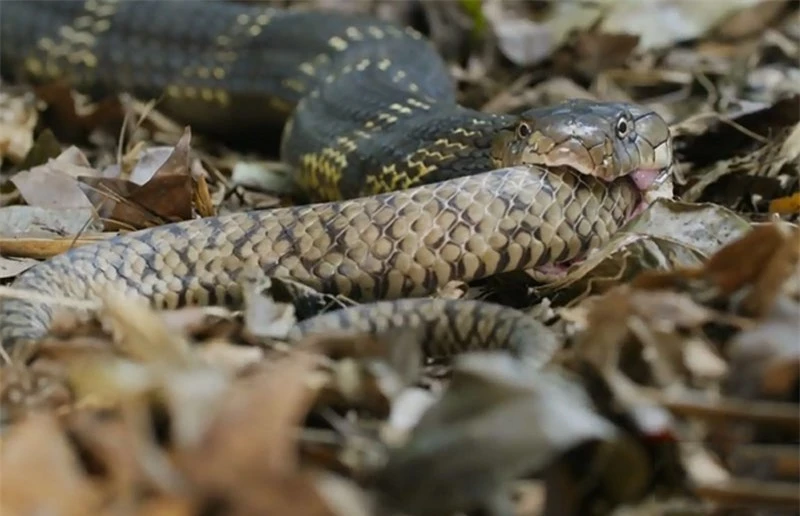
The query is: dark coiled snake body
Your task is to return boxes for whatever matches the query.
[0,1,674,362]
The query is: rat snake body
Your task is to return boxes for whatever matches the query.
[0,1,673,360]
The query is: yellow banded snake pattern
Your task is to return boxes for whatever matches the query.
[0,1,673,359]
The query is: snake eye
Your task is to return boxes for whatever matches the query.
[615,115,631,138]
[516,122,532,139]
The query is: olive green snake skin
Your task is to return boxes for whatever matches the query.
[0,1,674,360]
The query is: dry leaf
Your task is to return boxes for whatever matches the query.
[0,414,104,515]
[10,147,97,212]
[374,353,618,516]
[178,351,322,482]
[0,255,38,279]
[0,205,98,237]
[80,174,195,230]
[97,289,192,364]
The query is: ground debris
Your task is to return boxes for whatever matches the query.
[554,221,800,513]
[1,1,799,515]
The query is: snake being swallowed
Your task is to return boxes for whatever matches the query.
[0,1,673,360]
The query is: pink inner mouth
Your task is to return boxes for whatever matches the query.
[630,168,663,190]
[627,168,664,221]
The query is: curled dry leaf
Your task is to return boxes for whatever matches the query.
[565,285,731,393]
[624,199,752,256]
[128,143,183,186]
[633,222,800,317]
[78,128,197,231]
[530,233,706,306]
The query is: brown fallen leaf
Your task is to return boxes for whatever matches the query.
[80,173,194,230]
[132,126,193,183]
[0,413,104,515]
[176,351,323,485]
[564,285,734,389]
[632,222,799,315]
[76,127,198,231]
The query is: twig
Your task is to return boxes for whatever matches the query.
[695,478,800,509]
[640,386,799,431]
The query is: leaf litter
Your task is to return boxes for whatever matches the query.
[0,1,799,515]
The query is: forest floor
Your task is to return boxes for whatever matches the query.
[1,1,798,515]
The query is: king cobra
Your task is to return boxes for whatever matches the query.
[0,1,673,361]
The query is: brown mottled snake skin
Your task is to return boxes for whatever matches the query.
[0,1,674,360]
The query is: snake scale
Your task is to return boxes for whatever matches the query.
[0,1,673,360]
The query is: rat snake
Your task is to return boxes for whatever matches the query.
[0,1,673,361]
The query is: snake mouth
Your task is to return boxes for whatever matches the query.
[624,167,673,222]
[492,135,672,218]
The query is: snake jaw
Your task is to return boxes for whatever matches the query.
[626,166,675,221]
